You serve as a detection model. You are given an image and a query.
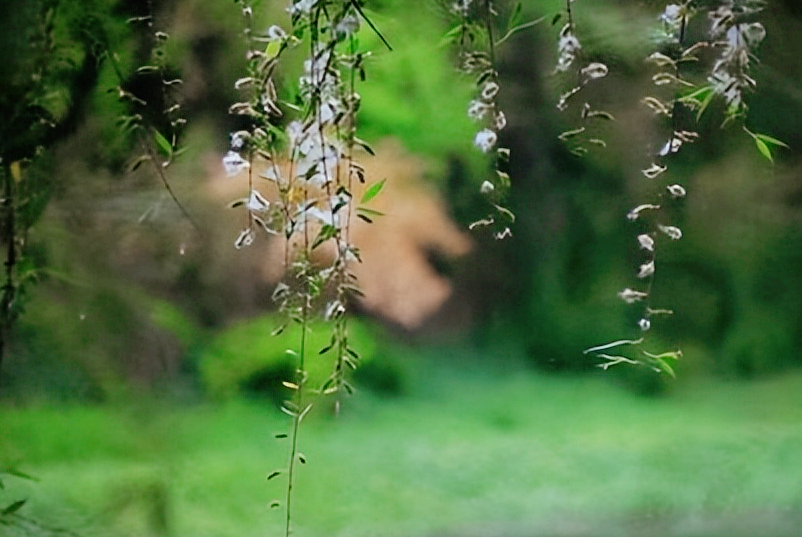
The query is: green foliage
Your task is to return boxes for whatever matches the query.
[720,307,796,379]
[355,8,479,170]
[7,284,197,401]
[4,358,802,536]
[198,315,382,401]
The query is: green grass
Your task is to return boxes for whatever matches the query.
[3,348,802,537]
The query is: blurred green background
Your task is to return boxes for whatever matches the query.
[2,0,802,536]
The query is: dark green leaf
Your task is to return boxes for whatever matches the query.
[267,470,282,481]
[312,224,338,250]
[508,3,523,31]
[357,207,385,217]
[2,500,26,516]
[551,13,562,25]
[1,469,36,482]
[440,24,464,47]
[354,137,375,155]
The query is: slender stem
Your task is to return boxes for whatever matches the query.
[495,16,547,47]
[285,306,307,537]
[0,163,14,379]
[349,0,392,51]
[484,0,496,65]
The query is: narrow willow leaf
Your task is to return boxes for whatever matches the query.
[642,350,683,360]
[128,155,152,173]
[584,338,645,355]
[312,224,337,250]
[439,24,463,47]
[274,433,288,439]
[558,127,586,140]
[297,453,307,464]
[264,41,282,62]
[2,499,26,516]
[754,137,773,162]
[360,179,386,204]
[357,207,385,218]
[234,228,255,249]
[354,137,375,155]
[282,381,300,390]
[492,203,516,223]
[298,404,313,423]
[269,500,281,509]
[152,129,173,159]
[508,2,523,31]
[755,133,789,148]
[653,357,676,378]
[281,401,299,417]
[266,470,282,481]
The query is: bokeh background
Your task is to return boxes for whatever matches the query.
[2,1,802,536]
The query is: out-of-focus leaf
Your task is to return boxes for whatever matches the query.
[507,3,523,32]
[2,500,26,516]
[152,129,173,159]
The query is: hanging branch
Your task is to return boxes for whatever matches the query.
[226,2,384,535]
[111,2,200,231]
[554,0,613,156]
[445,0,542,240]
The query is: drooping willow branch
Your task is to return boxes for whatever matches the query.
[585,1,773,375]
[445,0,543,240]
[225,2,388,535]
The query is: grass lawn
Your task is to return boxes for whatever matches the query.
[2,347,802,537]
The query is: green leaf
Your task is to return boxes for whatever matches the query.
[653,357,676,378]
[264,41,282,62]
[507,3,523,32]
[354,137,375,155]
[755,133,789,148]
[439,24,464,47]
[151,129,173,159]
[696,89,716,122]
[360,179,386,204]
[0,468,36,482]
[312,224,338,250]
[357,207,385,217]
[2,500,26,516]
[754,137,773,162]
[266,470,282,481]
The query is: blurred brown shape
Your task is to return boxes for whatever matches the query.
[206,139,472,329]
